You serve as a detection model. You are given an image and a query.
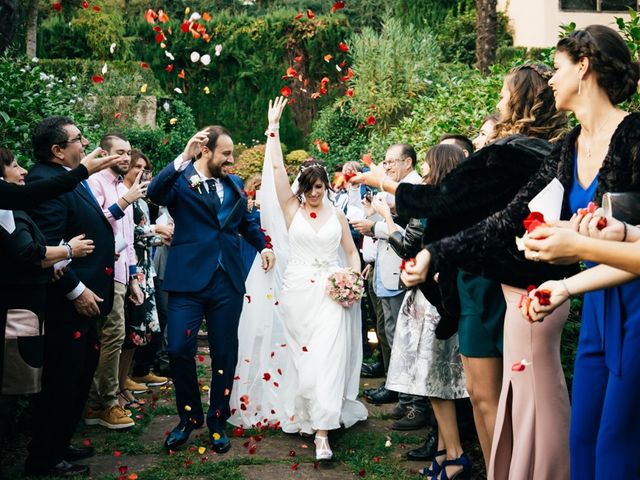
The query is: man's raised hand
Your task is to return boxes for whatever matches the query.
[181,128,211,163]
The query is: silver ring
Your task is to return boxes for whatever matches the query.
[531,251,540,262]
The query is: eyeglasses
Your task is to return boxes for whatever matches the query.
[58,134,85,147]
[382,157,407,167]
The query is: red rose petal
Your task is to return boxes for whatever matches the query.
[596,217,608,230]
[186,329,191,337]
[359,470,366,477]
[587,201,597,214]
[82,1,89,8]
[366,115,376,125]
[93,5,100,11]
[92,75,104,84]
[373,456,380,463]
[302,346,308,352]
[306,9,315,19]
[523,211,545,233]
[294,12,303,20]
[165,64,174,72]
[277,368,282,375]
[511,361,525,372]
[119,465,128,474]
[280,86,292,97]
[273,382,279,387]
[83,439,91,447]
[52,2,62,11]
[113,450,121,457]
[262,372,271,381]
[248,444,257,454]
[331,1,345,14]
[338,42,349,52]
[73,331,82,340]
[310,212,317,219]
[291,463,299,471]
[534,289,552,306]
[245,295,251,303]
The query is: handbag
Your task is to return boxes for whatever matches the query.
[2,308,44,395]
[602,192,640,225]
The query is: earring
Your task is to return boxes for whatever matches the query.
[578,77,582,96]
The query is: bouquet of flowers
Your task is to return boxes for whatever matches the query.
[326,268,365,307]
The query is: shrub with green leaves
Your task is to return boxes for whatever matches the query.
[345,15,441,133]
[0,57,94,166]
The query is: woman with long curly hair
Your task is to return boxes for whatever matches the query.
[353,63,574,479]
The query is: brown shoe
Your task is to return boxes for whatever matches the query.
[131,373,168,387]
[125,377,148,394]
[83,407,102,426]
[99,405,135,430]
[392,408,430,431]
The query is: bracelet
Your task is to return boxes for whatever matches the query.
[62,241,73,260]
[561,278,572,297]
[122,196,131,206]
[264,124,280,138]
[622,221,628,242]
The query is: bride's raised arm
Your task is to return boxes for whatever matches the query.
[265,97,298,225]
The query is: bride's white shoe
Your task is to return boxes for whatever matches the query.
[314,435,333,461]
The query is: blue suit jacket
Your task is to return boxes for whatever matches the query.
[147,162,266,294]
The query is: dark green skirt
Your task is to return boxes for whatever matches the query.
[457,271,506,358]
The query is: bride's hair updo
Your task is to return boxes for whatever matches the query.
[296,159,332,197]
[556,25,640,105]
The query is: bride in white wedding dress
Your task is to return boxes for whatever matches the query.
[229,97,367,460]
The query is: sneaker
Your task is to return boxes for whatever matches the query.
[131,373,169,387]
[125,377,148,394]
[98,405,135,430]
[392,408,430,431]
[83,407,102,426]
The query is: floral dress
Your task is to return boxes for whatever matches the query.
[124,199,161,348]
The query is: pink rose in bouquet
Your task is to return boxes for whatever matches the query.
[326,268,365,307]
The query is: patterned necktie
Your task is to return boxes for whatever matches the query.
[206,178,221,208]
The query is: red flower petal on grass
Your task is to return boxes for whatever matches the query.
[358,470,366,477]
[119,465,128,474]
[140,62,149,69]
[248,444,257,454]
[83,439,91,447]
[366,115,376,125]
[52,2,62,11]
[73,331,81,339]
[180,21,191,32]
[291,463,299,471]
[346,88,354,97]
[307,9,315,19]
[233,426,245,437]
[293,55,303,63]
[373,456,380,463]
[82,1,89,8]
[331,1,345,13]
[294,12,304,20]
[523,211,545,233]
[113,450,122,457]
[165,64,174,72]
[280,86,291,97]
[92,75,104,84]
[93,5,100,12]
[178,69,185,79]
[338,42,349,52]
[155,33,166,43]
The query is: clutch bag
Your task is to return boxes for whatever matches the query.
[602,192,640,225]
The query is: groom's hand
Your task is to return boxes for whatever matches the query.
[261,250,275,272]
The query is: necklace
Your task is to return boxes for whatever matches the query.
[581,110,617,162]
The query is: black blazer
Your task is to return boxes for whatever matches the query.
[26,162,115,318]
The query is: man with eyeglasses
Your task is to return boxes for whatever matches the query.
[351,144,427,428]
[24,116,117,477]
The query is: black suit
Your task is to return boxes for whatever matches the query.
[24,161,115,470]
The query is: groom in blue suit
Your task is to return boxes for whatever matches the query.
[147,126,275,453]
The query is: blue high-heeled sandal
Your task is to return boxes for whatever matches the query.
[419,449,446,477]
[431,452,471,480]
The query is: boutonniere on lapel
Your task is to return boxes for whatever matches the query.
[189,175,204,194]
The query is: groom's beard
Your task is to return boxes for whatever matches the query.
[211,162,232,178]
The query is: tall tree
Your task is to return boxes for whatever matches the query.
[25,0,38,58]
[0,0,18,54]
[475,0,497,74]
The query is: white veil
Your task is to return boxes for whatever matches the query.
[229,134,365,429]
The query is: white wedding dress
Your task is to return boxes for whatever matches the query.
[229,132,367,433]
